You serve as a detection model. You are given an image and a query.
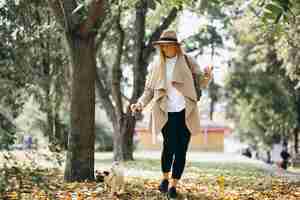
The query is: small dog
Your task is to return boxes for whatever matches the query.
[103,161,125,196]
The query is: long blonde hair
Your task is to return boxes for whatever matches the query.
[157,45,185,81]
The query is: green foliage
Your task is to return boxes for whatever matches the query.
[183,24,224,53]
[0,108,16,150]
[226,68,296,146]
[0,0,69,149]
[260,0,299,24]
[249,0,300,42]
[0,175,6,197]
[95,123,113,151]
[0,127,16,150]
[0,0,66,111]
[166,0,189,8]
[73,0,89,22]
[236,0,300,83]
[225,11,297,147]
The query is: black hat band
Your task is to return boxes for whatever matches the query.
[158,37,178,42]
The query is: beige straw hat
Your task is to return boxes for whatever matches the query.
[152,30,181,46]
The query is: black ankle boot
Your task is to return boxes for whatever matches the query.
[158,179,169,193]
[168,186,177,199]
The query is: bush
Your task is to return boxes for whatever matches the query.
[0,111,16,150]
[95,123,113,152]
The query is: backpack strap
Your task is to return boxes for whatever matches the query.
[184,54,202,101]
[184,54,195,75]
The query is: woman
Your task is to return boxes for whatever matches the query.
[130,30,212,198]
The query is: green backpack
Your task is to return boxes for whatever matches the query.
[184,54,202,101]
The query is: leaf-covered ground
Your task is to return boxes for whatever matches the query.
[1,151,300,200]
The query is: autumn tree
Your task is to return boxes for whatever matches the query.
[48,0,106,181]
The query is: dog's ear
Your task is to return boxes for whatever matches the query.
[103,171,110,176]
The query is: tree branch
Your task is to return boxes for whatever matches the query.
[61,0,82,33]
[95,69,116,123]
[111,8,125,117]
[48,0,83,35]
[131,0,147,100]
[95,15,117,52]
[98,54,110,88]
[79,0,106,37]
[48,0,66,28]
[121,92,130,103]
[131,5,179,101]
[144,7,179,60]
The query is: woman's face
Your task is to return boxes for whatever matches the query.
[160,43,178,58]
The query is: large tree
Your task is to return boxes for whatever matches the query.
[48,0,106,181]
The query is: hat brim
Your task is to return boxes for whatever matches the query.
[152,41,181,46]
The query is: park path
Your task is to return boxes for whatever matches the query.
[95,150,264,180]
[94,150,300,182]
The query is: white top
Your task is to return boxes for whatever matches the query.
[165,56,185,112]
[271,143,283,162]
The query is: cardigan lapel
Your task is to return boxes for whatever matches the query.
[172,54,197,101]
[172,55,186,84]
[153,54,198,114]
[154,55,186,89]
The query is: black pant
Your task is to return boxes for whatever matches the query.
[161,109,191,179]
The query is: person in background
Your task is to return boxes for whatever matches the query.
[271,140,284,174]
[280,146,290,170]
[242,147,252,158]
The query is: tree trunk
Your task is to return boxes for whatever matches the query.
[295,95,300,155]
[294,127,299,154]
[48,0,106,182]
[118,1,148,162]
[122,107,136,160]
[112,122,123,161]
[95,69,123,160]
[64,35,96,182]
[131,1,147,101]
[54,112,63,147]
[46,94,54,142]
[209,78,217,121]
[267,151,271,164]
[210,99,215,120]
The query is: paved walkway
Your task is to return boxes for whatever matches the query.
[258,162,300,183]
[95,150,300,182]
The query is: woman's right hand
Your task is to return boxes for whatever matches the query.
[130,102,143,114]
[204,64,213,77]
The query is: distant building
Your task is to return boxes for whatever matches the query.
[135,117,231,152]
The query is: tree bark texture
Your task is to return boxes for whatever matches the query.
[64,36,96,181]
